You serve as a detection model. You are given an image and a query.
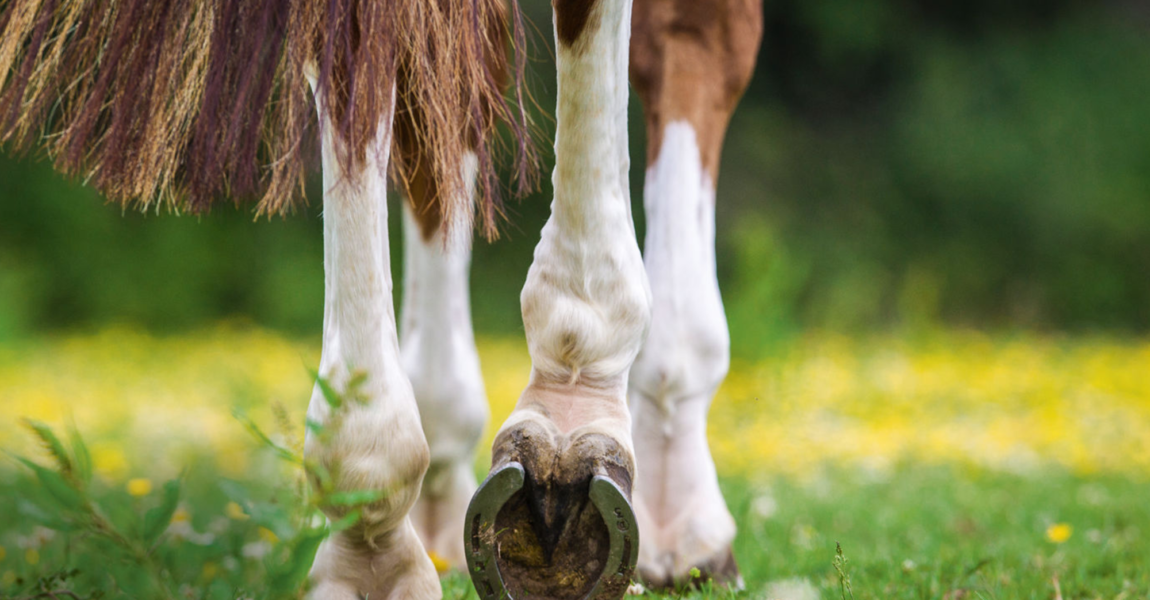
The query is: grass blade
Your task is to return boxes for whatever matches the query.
[269,529,327,595]
[68,426,93,487]
[23,419,73,479]
[143,479,182,544]
[12,454,85,512]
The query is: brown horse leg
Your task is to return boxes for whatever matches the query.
[627,0,763,588]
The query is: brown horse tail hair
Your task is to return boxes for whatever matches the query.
[0,0,538,230]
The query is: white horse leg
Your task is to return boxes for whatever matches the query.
[304,92,440,600]
[480,0,650,597]
[400,153,488,570]
[626,0,761,587]
[628,122,739,588]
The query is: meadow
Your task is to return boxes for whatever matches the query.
[1,324,1148,599]
[2,2,1150,599]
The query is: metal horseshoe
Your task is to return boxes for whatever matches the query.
[464,461,639,600]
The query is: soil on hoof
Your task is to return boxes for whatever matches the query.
[494,483,610,599]
[489,420,635,600]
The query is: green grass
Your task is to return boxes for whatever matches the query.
[723,467,1149,599]
[2,433,1147,600]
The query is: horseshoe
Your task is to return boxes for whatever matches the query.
[464,462,639,600]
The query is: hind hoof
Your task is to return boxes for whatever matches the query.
[638,546,743,592]
[465,418,639,600]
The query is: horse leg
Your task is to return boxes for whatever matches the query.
[627,122,738,588]
[467,1,649,598]
[304,92,440,600]
[627,0,762,588]
[400,153,488,570]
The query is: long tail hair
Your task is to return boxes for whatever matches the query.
[0,0,536,235]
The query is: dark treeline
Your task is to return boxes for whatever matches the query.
[1,0,1148,355]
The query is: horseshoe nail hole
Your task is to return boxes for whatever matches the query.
[617,535,633,577]
[470,513,483,554]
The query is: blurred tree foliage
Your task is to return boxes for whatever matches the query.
[1,0,1148,355]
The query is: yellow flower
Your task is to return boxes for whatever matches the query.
[127,478,153,497]
[1046,523,1072,544]
[428,551,450,574]
[2,571,16,586]
[202,562,219,580]
[92,444,129,481]
[24,548,39,565]
[172,507,190,523]
[225,501,250,521]
[0,545,6,562]
[258,527,279,545]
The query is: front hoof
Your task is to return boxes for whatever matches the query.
[465,429,638,600]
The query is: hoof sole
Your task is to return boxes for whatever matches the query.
[465,462,638,600]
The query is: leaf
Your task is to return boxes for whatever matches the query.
[23,420,73,478]
[217,479,250,503]
[17,499,80,532]
[242,493,290,527]
[346,370,370,405]
[68,426,93,487]
[142,479,181,544]
[304,460,333,494]
[327,510,362,533]
[304,419,325,436]
[269,529,327,594]
[324,489,384,506]
[233,409,304,465]
[346,370,368,393]
[13,455,85,511]
[310,371,343,411]
[206,580,232,600]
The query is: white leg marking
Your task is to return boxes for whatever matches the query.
[519,0,648,393]
[501,0,648,460]
[304,86,439,599]
[629,121,738,585]
[400,153,488,568]
[480,4,647,595]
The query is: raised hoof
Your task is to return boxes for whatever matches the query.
[465,462,638,600]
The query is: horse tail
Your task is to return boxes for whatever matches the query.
[0,0,537,230]
[393,0,540,241]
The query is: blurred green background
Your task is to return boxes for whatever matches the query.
[3,3,1150,597]
[2,0,1149,351]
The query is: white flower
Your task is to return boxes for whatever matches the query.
[752,493,779,520]
[242,541,273,560]
[762,577,820,600]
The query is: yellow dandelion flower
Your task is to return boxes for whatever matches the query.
[127,478,153,497]
[24,548,39,565]
[172,507,190,524]
[202,562,219,580]
[2,571,15,586]
[428,551,450,574]
[225,501,250,521]
[1046,523,1072,544]
[258,527,279,545]
[91,445,129,481]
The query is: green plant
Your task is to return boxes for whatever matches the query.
[833,542,855,600]
[4,374,384,600]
